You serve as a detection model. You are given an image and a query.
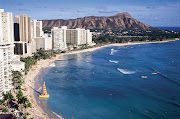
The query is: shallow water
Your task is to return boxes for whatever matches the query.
[39,41,180,119]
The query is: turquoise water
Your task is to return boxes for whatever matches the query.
[40,41,180,119]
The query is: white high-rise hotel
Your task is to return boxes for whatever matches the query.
[31,20,52,51]
[0,43,14,99]
[52,26,93,50]
[0,9,14,99]
[66,28,92,46]
[66,28,85,45]
[31,20,43,38]
[0,9,13,43]
[52,26,67,50]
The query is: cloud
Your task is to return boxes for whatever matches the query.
[7,0,179,26]
[98,9,118,14]
[76,10,87,13]
[18,8,31,12]
[95,6,119,14]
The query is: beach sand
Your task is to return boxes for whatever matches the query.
[22,39,178,119]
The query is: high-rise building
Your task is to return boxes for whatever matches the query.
[31,20,43,38]
[86,29,92,45]
[0,9,14,54]
[0,42,14,99]
[31,20,52,52]
[51,26,92,49]
[0,9,25,99]
[14,14,32,56]
[14,14,31,42]
[66,28,92,46]
[52,27,67,50]
[32,37,52,51]
[0,9,13,43]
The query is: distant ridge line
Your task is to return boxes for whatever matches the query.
[41,12,157,30]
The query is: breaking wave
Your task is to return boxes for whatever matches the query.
[110,49,119,55]
[49,63,56,67]
[117,68,136,74]
[109,60,119,63]
[52,111,64,119]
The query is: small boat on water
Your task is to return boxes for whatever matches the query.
[39,82,50,98]
[152,72,158,74]
[141,76,147,78]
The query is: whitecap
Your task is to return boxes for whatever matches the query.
[85,60,89,62]
[52,111,64,119]
[109,60,119,63]
[110,49,119,55]
[49,63,56,67]
[117,68,135,74]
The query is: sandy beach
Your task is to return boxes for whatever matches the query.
[22,39,178,119]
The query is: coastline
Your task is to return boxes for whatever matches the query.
[22,39,179,119]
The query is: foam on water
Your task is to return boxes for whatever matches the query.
[49,63,56,67]
[85,60,89,62]
[110,49,118,55]
[117,68,136,74]
[52,111,64,119]
[42,41,180,119]
[109,60,119,63]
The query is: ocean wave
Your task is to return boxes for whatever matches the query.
[117,68,135,74]
[37,87,42,92]
[52,111,64,119]
[49,63,56,67]
[85,60,89,62]
[110,49,119,55]
[109,60,119,63]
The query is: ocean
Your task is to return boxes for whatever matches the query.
[37,41,180,119]
[156,27,180,32]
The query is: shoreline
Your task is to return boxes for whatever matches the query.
[22,39,179,119]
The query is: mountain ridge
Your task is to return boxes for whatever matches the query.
[42,12,156,30]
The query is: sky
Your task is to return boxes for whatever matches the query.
[0,0,180,27]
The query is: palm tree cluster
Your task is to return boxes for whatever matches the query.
[16,90,31,109]
[21,49,57,75]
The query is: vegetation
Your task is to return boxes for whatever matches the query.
[0,70,32,118]
[0,99,4,105]
[3,92,13,100]
[3,48,64,118]
[33,48,56,59]
[12,71,23,88]
[93,29,180,45]
[20,49,58,75]
[2,108,8,112]
[20,56,37,75]
[42,27,53,33]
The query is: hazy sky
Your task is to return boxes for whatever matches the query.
[0,0,179,27]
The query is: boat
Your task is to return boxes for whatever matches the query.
[39,82,50,98]
[141,76,147,78]
[152,72,158,74]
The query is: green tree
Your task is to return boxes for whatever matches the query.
[3,92,13,100]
